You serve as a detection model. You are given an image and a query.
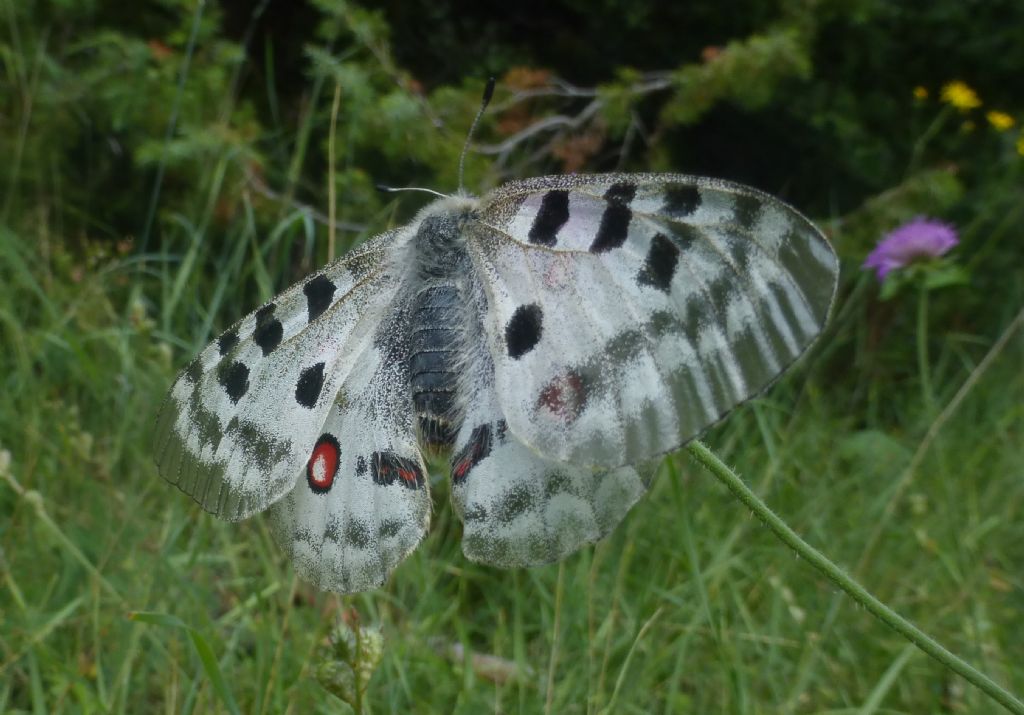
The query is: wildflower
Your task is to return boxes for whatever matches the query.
[940,81,981,111]
[913,86,928,100]
[986,110,1015,131]
[863,217,959,281]
[1017,134,1024,157]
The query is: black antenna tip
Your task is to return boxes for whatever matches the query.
[481,77,496,107]
[375,183,397,193]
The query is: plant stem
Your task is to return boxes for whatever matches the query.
[686,440,1024,715]
[138,0,207,253]
[906,106,951,176]
[917,284,935,415]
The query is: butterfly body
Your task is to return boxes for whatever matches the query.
[405,197,486,452]
[156,173,838,592]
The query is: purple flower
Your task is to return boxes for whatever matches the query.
[863,217,959,281]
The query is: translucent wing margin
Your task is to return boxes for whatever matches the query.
[470,173,838,467]
[154,230,408,520]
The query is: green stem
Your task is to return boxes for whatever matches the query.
[686,440,1024,715]
[917,284,935,414]
[906,106,951,176]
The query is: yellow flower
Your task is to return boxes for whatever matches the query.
[1017,135,1024,157]
[940,81,981,111]
[986,110,1015,131]
[913,86,928,100]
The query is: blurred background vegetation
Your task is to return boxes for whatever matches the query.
[1,0,1022,712]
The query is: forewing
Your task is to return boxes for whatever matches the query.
[269,305,430,593]
[154,230,407,520]
[470,173,838,466]
[450,348,653,567]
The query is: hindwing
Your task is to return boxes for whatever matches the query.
[449,347,653,567]
[269,301,430,592]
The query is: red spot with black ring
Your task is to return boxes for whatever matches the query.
[307,434,340,494]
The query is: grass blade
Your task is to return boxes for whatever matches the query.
[130,612,241,715]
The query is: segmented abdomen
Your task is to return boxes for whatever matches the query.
[409,284,463,451]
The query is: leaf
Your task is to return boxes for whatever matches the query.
[923,263,969,291]
[878,270,913,300]
[129,612,241,715]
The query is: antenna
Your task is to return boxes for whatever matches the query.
[375,184,447,199]
[457,77,496,194]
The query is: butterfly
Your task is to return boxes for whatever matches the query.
[154,172,838,593]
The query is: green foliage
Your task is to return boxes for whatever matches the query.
[130,612,242,715]
[2,0,1023,712]
[659,27,812,126]
[836,168,965,251]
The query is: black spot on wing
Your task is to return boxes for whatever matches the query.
[344,519,372,549]
[733,192,762,230]
[217,360,249,403]
[528,190,569,246]
[253,303,283,356]
[184,357,202,384]
[218,329,239,356]
[461,503,487,523]
[494,483,535,523]
[662,185,702,217]
[636,232,680,293]
[186,392,224,451]
[543,470,572,498]
[604,182,637,204]
[590,182,636,254]
[225,416,290,472]
[605,329,644,363]
[647,309,682,338]
[295,362,326,408]
[378,518,403,539]
[451,423,494,484]
[371,451,424,489]
[255,302,275,322]
[304,274,336,322]
[505,303,543,359]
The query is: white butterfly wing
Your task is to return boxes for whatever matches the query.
[156,168,838,588]
[269,300,430,592]
[154,229,408,520]
[469,173,838,467]
[449,348,652,567]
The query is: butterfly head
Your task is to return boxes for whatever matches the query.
[410,196,480,271]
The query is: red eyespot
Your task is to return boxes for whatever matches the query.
[537,371,587,424]
[307,434,340,494]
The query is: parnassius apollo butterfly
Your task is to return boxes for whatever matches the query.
[155,171,838,593]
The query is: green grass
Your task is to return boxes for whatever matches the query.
[1,208,1023,713]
